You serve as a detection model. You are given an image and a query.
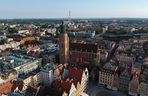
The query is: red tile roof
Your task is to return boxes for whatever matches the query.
[54,65,65,76]
[0,82,13,94]
[0,80,23,94]
[67,28,80,31]
[53,67,83,94]
[70,42,98,53]
[68,67,83,82]
[116,49,127,54]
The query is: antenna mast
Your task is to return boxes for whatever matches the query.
[68,10,71,24]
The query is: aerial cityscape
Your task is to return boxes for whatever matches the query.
[1,0,148,96]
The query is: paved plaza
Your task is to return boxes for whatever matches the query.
[86,81,127,96]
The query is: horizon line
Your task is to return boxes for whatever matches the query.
[1,17,148,20]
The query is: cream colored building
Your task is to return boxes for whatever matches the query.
[23,72,42,88]
[14,59,42,75]
[138,82,148,96]
[99,62,118,90]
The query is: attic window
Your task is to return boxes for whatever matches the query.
[85,71,88,75]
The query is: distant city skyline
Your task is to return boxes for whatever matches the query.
[0,0,148,19]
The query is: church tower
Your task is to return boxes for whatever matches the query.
[59,22,69,64]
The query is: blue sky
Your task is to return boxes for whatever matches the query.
[0,0,148,19]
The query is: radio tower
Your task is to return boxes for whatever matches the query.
[68,10,71,24]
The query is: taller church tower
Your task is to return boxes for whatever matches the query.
[59,22,69,64]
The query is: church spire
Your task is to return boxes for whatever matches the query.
[59,21,69,64]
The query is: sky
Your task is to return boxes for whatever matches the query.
[0,0,148,19]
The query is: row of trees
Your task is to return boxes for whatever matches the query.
[0,39,7,45]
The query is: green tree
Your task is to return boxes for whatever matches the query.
[90,56,101,70]
[2,73,8,80]
[8,28,17,34]
[0,39,7,44]
[24,40,39,45]
[93,57,100,66]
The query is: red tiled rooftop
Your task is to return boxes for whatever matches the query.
[116,49,127,54]
[53,67,83,94]
[54,65,65,76]
[68,67,83,82]
[67,28,80,31]
[70,42,98,53]
[0,80,23,94]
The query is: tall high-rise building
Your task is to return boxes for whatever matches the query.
[59,22,69,64]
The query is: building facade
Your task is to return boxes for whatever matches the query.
[99,62,118,90]
[112,74,119,91]
[128,74,139,96]
[14,58,42,75]
[69,42,100,65]
[23,72,42,88]
[119,67,132,92]
[138,82,148,96]
[39,64,64,85]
